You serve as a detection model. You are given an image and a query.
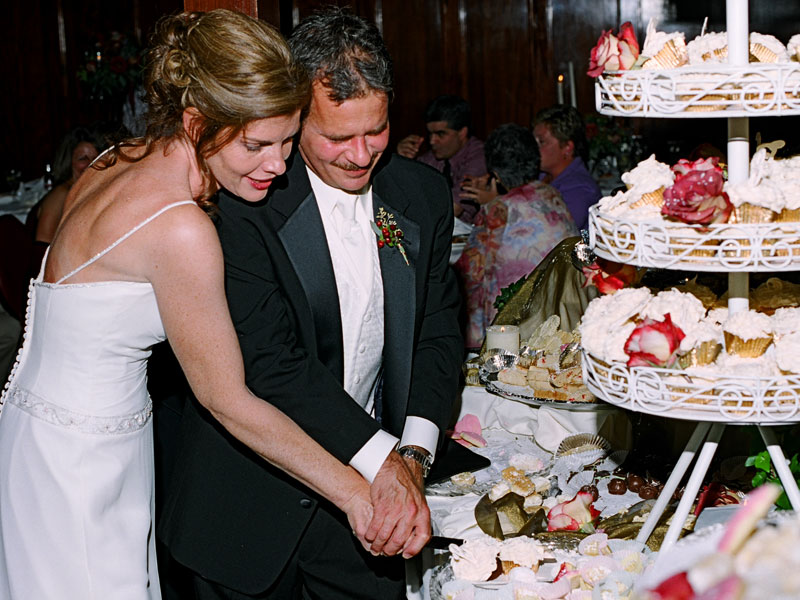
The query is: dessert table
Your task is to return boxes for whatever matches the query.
[405,386,632,600]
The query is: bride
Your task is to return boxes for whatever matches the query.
[0,10,380,599]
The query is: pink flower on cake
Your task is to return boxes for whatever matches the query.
[581,258,639,294]
[588,22,640,77]
[662,169,732,225]
[624,314,685,368]
[672,156,722,180]
[547,491,600,532]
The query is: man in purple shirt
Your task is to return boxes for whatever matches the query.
[396,95,487,224]
[533,105,601,230]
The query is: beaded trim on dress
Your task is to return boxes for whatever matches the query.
[4,385,153,435]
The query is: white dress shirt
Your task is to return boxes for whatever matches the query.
[307,167,439,482]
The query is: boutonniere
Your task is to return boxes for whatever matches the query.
[370,207,409,265]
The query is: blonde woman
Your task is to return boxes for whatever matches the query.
[0,11,374,599]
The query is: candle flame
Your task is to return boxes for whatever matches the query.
[558,74,564,83]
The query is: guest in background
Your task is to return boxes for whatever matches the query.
[455,123,578,348]
[32,126,103,244]
[396,95,486,224]
[533,105,601,230]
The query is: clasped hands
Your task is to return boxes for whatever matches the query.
[343,450,431,559]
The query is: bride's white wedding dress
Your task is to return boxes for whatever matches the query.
[0,201,194,599]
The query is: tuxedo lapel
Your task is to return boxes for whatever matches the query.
[271,160,345,381]
[373,185,418,434]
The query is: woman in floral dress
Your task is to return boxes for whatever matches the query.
[456,123,577,348]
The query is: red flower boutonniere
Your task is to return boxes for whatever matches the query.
[370,207,409,265]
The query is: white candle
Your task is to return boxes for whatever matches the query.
[485,325,520,353]
[557,74,565,104]
[568,61,577,108]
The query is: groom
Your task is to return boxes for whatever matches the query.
[159,8,462,600]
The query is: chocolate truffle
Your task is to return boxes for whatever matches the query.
[608,478,627,495]
[626,474,644,493]
[639,485,657,500]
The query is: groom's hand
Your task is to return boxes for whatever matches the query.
[365,450,431,558]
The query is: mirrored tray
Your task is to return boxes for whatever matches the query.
[485,380,603,412]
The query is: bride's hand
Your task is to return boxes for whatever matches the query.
[340,478,375,552]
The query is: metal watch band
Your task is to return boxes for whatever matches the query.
[397,446,432,478]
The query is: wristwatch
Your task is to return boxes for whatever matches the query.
[397,445,432,479]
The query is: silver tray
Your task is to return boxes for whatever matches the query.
[485,381,604,412]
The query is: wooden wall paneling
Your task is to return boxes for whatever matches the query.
[461,0,535,138]
[381,0,448,148]
[183,0,257,15]
[0,0,63,181]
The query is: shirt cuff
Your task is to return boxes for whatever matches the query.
[399,416,440,462]
[349,429,399,483]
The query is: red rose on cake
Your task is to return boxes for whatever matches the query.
[588,22,640,77]
[661,167,732,225]
[582,258,639,295]
[624,313,685,368]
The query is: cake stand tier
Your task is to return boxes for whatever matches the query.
[595,63,800,118]
[582,350,800,424]
[589,206,800,272]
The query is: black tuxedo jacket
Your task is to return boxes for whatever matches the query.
[159,152,462,594]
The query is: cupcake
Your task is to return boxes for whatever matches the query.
[774,331,800,374]
[497,537,547,574]
[723,310,773,357]
[750,277,800,313]
[621,154,675,208]
[724,179,782,224]
[788,34,800,62]
[749,33,789,63]
[679,320,723,367]
[640,288,706,333]
[673,277,718,309]
[770,306,800,339]
[687,31,728,64]
[641,19,688,69]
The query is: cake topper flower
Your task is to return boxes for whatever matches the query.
[588,22,640,77]
[547,491,600,532]
[662,167,732,225]
[624,313,685,368]
[370,207,409,265]
[582,258,639,294]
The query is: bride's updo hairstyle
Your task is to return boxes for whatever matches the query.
[115,9,309,204]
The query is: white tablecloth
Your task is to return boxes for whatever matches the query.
[0,178,45,223]
[405,387,632,599]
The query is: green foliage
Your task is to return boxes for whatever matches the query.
[746,444,800,511]
[77,31,143,101]
[493,275,528,312]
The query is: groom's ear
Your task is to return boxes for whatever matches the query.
[182,107,204,143]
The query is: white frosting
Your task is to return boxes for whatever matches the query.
[723,309,772,340]
[509,454,545,472]
[749,32,789,62]
[771,307,800,337]
[449,538,500,581]
[789,34,800,61]
[642,18,687,60]
[680,320,722,353]
[687,32,728,65]
[774,331,800,373]
[701,349,780,377]
[640,289,706,333]
[580,288,652,363]
[723,179,784,211]
[621,155,675,194]
[706,308,729,326]
[498,537,547,568]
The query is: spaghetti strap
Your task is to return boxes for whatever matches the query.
[55,200,197,285]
